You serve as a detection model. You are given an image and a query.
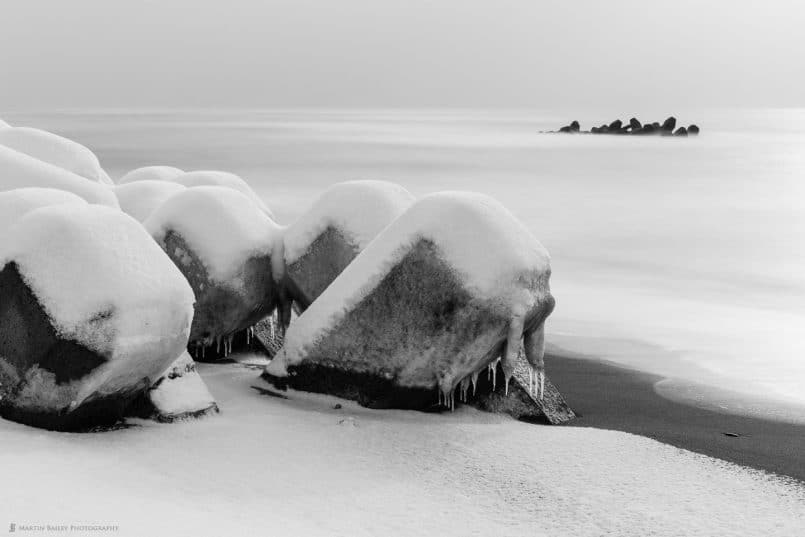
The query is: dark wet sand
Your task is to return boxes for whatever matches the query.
[545,352,805,483]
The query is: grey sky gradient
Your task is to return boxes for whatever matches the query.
[1,0,803,109]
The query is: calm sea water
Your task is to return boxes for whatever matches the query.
[6,108,805,417]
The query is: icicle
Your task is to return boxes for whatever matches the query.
[505,375,511,396]
[471,370,479,395]
[529,368,534,397]
[460,377,470,402]
[216,336,221,354]
[492,362,497,391]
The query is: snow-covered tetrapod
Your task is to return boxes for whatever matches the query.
[116,165,185,185]
[0,127,113,184]
[168,170,274,218]
[277,180,414,330]
[0,144,118,206]
[114,180,186,222]
[146,186,283,359]
[264,192,574,424]
[0,205,195,430]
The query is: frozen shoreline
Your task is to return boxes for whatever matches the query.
[2,358,803,537]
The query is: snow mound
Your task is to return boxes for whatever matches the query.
[0,118,9,129]
[169,170,273,217]
[0,204,195,381]
[147,352,218,419]
[284,180,415,265]
[0,145,119,207]
[114,180,186,222]
[117,165,185,185]
[0,187,87,233]
[0,127,112,184]
[145,186,282,282]
[269,192,550,376]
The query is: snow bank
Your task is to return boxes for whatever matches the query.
[169,170,273,217]
[0,187,87,233]
[145,186,281,282]
[0,127,112,184]
[0,204,195,400]
[284,180,414,265]
[270,192,550,376]
[0,145,119,207]
[117,165,185,185]
[0,118,9,129]
[1,362,801,537]
[114,180,186,222]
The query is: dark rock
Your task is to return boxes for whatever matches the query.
[661,117,676,132]
[333,404,342,410]
[629,118,642,130]
[688,124,700,135]
[652,122,660,128]
[558,126,572,133]
[608,119,623,131]
[569,120,580,132]
[674,127,688,137]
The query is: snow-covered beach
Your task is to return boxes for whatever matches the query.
[2,359,804,537]
[1,109,804,535]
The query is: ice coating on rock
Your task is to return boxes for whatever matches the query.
[0,188,87,233]
[116,165,185,185]
[169,170,273,217]
[0,145,119,207]
[145,186,282,282]
[268,191,551,378]
[283,180,415,265]
[0,204,194,363]
[114,180,186,222]
[0,127,112,184]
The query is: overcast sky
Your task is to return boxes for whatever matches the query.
[1,0,803,109]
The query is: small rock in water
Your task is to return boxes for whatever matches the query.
[608,119,623,131]
[723,432,741,438]
[629,117,642,130]
[661,117,676,132]
[688,124,700,135]
[569,120,580,132]
[558,125,572,133]
[674,127,688,137]
[333,403,342,409]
